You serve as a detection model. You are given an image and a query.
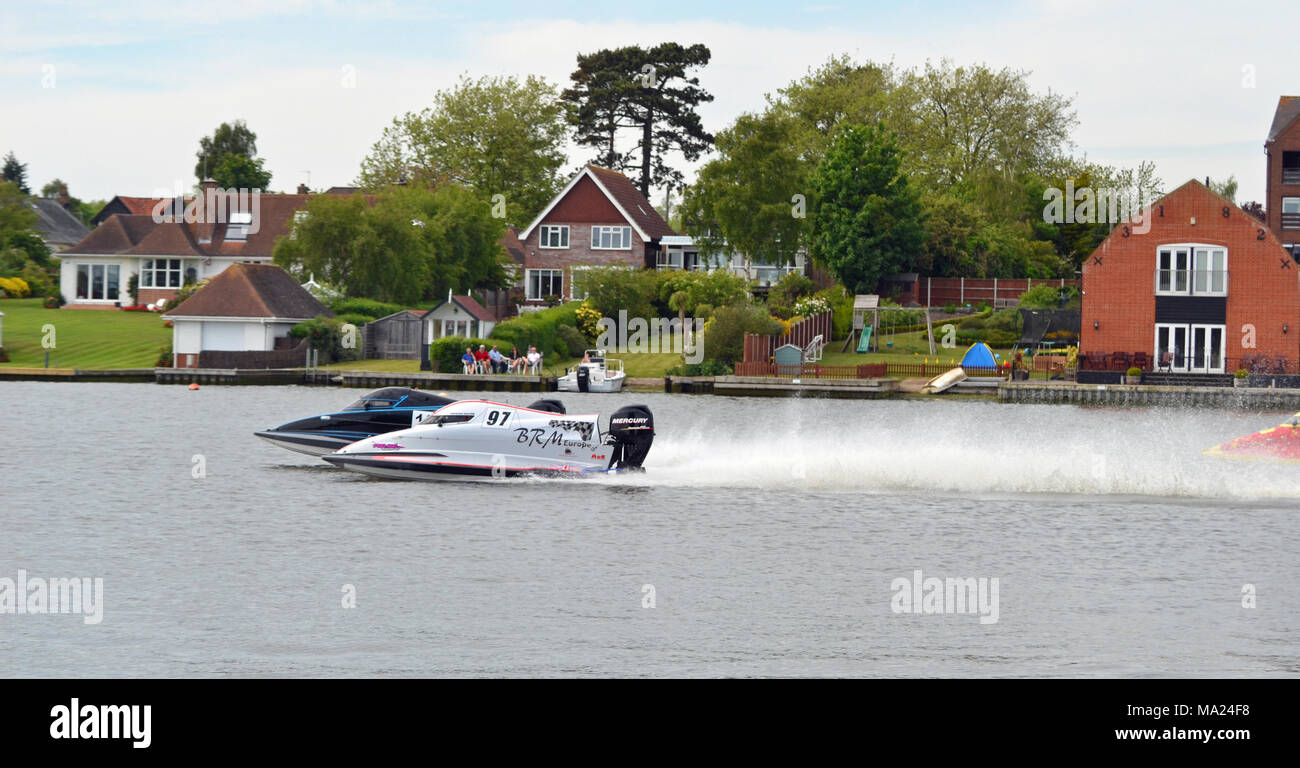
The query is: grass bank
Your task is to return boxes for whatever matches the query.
[0,298,171,369]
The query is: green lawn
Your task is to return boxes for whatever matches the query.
[0,298,171,369]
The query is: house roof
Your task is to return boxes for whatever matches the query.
[1267,96,1300,143]
[68,190,371,261]
[90,195,191,226]
[426,294,495,323]
[370,308,429,323]
[29,198,89,247]
[500,227,526,264]
[164,263,331,319]
[519,164,676,242]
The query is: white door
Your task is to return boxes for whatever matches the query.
[201,322,246,351]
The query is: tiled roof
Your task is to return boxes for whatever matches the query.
[165,263,331,319]
[426,295,495,322]
[500,227,526,264]
[585,165,676,239]
[1267,96,1300,143]
[29,198,89,246]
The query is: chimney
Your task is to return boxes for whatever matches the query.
[297,183,309,194]
[58,185,69,208]
[196,178,218,241]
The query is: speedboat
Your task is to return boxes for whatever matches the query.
[1203,412,1300,464]
[255,387,458,456]
[557,349,626,393]
[320,398,654,481]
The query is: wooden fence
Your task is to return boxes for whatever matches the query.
[733,361,1005,380]
[742,310,834,363]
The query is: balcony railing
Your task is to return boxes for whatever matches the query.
[1154,269,1228,296]
[1281,212,1300,230]
[1281,168,1300,185]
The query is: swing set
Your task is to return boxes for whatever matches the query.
[843,294,937,356]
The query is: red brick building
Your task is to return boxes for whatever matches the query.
[515,165,676,307]
[1080,180,1300,375]
[1265,95,1300,250]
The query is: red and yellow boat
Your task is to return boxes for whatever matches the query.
[1204,413,1300,464]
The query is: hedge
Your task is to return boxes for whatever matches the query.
[430,336,492,373]
[488,302,580,359]
[331,297,406,318]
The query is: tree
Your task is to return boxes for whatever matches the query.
[681,111,809,267]
[1209,174,1238,204]
[2,152,30,194]
[1241,200,1266,222]
[194,120,272,189]
[359,74,568,225]
[41,178,67,198]
[564,42,714,196]
[809,124,926,293]
[272,185,509,305]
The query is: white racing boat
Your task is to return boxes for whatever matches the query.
[320,398,654,481]
[557,349,626,393]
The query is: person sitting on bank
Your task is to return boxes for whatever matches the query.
[461,347,475,375]
[508,346,524,373]
[474,344,491,374]
[489,345,505,374]
[526,346,542,374]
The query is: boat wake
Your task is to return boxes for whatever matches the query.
[639,402,1300,501]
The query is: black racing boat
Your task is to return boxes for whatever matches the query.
[254,387,459,456]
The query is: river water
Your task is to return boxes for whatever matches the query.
[1,381,1297,677]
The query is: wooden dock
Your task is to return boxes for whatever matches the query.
[999,381,1300,409]
[665,375,899,398]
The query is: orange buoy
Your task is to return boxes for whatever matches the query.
[188,383,200,390]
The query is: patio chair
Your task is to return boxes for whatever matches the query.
[1131,351,1149,371]
[1110,351,1130,371]
[1157,352,1173,372]
[1274,356,1289,375]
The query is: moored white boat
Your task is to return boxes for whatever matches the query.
[557,349,626,393]
[923,367,968,394]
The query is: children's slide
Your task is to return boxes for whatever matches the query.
[856,326,873,353]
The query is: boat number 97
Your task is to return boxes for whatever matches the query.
[483,409,512,428]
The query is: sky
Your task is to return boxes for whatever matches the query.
[2,0,1296,205]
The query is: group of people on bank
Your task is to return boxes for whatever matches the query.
[461,344,542,375]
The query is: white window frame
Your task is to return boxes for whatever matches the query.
[75,263,121,302]
[538,225,569,249]
[591,225,632,250]
[1155,323,1226,373]
[140,258,186,289]
[1156,243,1227,297]
[1282,197,1300,214]
[226,211,253,242]
[525,269,563,301]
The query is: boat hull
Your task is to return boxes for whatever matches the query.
[923,367,967,394]
[557,374,625,393]
[1204,417,1300,464]
[321,450,604,481]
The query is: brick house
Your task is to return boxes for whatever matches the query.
[1080,179,1300,376]
[515,165,676,307]
[1265,95,1300,253]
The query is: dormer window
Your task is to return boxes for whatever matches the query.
[226,211,253,241]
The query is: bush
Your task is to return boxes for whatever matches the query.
[0,276,31,298]
[766,272,814,319]
[1018,284,1080,310]
[556,324,587,357]
[155,342,172,367]
[44,294,65,308]
[0,346,8,363]
[290,315,361,363]
[170,278,208,310]
[955,330,1018,348]
[669,359,732,376]
[573,266,658,321]
[1126,366,1142,377]
[335,312,376,328]
[430,335,491,373]
[1235,368,1249,379]
[702,302,784,366]
[331,297,405,318]
[489,302,579,359]
[575,301,602,341]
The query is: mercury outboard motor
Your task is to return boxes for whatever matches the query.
[527,399,566,414]
[605,405,654,471]
[576,365,591,392]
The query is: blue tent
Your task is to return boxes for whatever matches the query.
[960,342,998,369]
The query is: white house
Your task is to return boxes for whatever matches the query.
[656,234,807,286]
[423,293,497,341]
[163,263,329,368]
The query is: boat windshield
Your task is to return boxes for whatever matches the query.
[341,387,456,411]
[424,413,474,426]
